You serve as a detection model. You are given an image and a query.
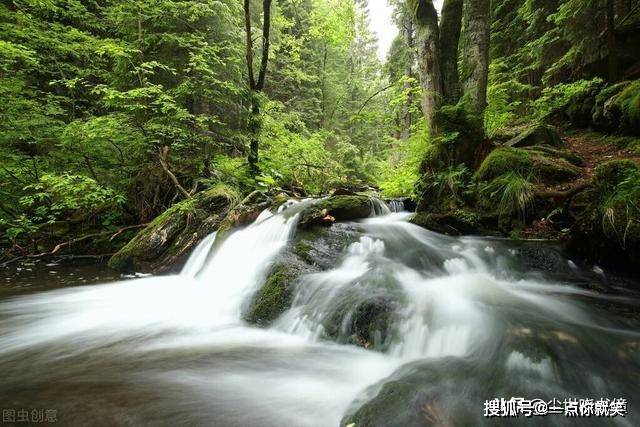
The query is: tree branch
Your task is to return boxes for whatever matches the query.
[158,146,193,199]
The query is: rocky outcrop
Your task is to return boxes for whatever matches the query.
[108,185,237,273]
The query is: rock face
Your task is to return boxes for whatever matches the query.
[568,159,640,268]
[108,185,237,273]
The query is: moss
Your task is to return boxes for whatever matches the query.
[108,185,236,273]
[592,81,630,132]
[475,147,580,184]
[570,160,640,268]
[503,124,563,148]
[522,145,584,166]
[611,80,640,136]
[244,263,299,325]
[427,104,484,170]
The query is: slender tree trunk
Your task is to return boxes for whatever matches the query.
[461,0,490,115]
[243,0,273,176]
[401,12,414,141]
[606,0,618,82]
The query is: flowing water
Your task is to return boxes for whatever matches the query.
[0,202,639,426]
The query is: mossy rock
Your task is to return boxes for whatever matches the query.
[298,195,374,229]
[323,295,399,351]
[592,81,631,132]
[475,147,581,185]
[502,124,563,149]
[410,210,481,236]
[569,159,640,269]
[610,80,640,136]
[244,262,302,326]
[342,359,489,427]
[108,185,237,273]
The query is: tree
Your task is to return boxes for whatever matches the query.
[408,0,463,134]
[244,0,273,175]
[461,0,490,114]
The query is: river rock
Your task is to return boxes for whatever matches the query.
[298,195,375,229]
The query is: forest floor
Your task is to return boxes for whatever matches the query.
[520,129,640,239]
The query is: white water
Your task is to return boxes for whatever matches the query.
[0,201,638,426]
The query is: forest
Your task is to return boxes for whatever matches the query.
[1,1,640,425]
[1,0,639,268]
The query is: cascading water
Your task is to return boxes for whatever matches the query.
[0,200,638,426]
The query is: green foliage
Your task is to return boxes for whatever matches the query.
[532,78,604,121]
[480,172,534,220]
[611,81,640,135]
[2,174,124,242]
[590,160,640,249]
[379,122,430,197]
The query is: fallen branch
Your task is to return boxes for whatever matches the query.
[0,224,148,267]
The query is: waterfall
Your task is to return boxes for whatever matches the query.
[0,199,638,426]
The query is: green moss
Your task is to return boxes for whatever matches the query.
[245,263,299,325]
[503,124,564,148]
[108,185,236,273]
[592,81,630,131]
[475,147,580,184]
[522,145,584,166]
[292,240,314,264]
[427,104,484,169]
[571,160,640,266]
[475,148,532,181]
[611,80,640,136]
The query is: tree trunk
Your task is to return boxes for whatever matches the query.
[243,0,273,176]
[401,11,414,141]
[439,0,463,104]
[461,0,490,115]
[409,0,442,134]
[606,0,617,82]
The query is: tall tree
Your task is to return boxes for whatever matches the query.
[461,0,491,114]
[244,0,273,175]
[408,0,463,134]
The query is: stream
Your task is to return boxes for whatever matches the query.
[0,201,639,426]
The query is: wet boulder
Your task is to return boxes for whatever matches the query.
[108,185,237,273]
[244,224,360,326]
[244,259,306,326]
[298,195,374,229]
[502,124,564,148]
[410,210,481,236]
